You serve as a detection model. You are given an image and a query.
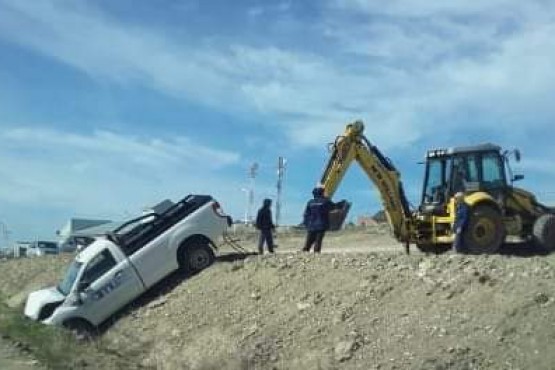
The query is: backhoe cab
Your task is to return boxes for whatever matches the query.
[417,144,526,253]
[320,121,555,254]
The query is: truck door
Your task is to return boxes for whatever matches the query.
[76,249,143,326]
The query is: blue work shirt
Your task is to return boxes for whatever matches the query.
[303,196,333,232]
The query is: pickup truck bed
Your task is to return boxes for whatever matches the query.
[112,195,219,255]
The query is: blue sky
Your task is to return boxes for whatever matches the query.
[1,0,555,243]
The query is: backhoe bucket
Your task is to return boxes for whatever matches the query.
[328,200,351,231]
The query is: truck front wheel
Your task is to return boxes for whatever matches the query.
[178,241,215,274]
[63,319,95,341]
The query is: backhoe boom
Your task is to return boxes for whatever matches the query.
[320,121,412,242]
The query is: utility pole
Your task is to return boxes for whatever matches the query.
[248,163,259,224]
[240,188,249,224]
[0,221,10,254]
[276,157,286,226]
[0,222,8,245]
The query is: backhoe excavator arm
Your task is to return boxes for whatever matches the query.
[320,121,413,243]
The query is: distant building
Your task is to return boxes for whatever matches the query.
[13,241,32,258]
[57,199,176,252]
[57,218,113,252]
[357,215,379,227]
[144,199,174,215]
[372,210,388,223]
[58,218,112,239]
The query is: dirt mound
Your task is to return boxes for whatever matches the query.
[1,235,555,369]
[0,255,73,307]
[103,252,555,369]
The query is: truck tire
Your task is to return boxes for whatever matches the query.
[463,205,504,254]
[533,214,555,252]
[63,319,95,341]
[178,242,215,274]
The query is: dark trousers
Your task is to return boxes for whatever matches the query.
[258,229,274,254]
[453,232,464,253]
[303,231,326,253]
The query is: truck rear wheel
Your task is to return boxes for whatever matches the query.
[178,242,215,273]
[463,205,504,254]
[533,214,555,252]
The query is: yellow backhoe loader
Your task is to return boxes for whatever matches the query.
[321,121,555,254]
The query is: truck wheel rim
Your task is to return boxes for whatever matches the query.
[190,249,209,270]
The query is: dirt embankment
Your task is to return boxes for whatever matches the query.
[106,250,555,370]
[1,231,555,369]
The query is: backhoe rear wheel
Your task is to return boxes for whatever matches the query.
[463,205,504,254]
[533,214,555,253]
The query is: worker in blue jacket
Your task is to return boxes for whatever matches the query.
[453,192,470,253]
[302,186,333,253]
[255,198,275,255]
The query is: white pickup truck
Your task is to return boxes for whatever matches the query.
[24,195,231,336]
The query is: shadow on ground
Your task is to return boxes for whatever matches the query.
[216,252,258,263]
[498,242,550,257]
[413,242,550,257]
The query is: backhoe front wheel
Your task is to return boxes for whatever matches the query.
[463,205,504,254]
[533,214,555,253]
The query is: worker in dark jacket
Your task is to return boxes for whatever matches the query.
[255,198,275,255]
[302,186,333,253]
[453,192,470,253]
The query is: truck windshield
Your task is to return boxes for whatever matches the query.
[57,261,83,296]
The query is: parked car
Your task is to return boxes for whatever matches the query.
[24,195,231,337]
[27,241,59,257]
[58,236,96,253]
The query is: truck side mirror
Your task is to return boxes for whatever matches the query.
[65,291,84,306]
[77,280,90,292]
[512,174,524,182]
[515,150,521,162]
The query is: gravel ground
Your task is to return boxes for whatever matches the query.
[1,229,554,369]
[102,250,555,370]
[0,335,44,370]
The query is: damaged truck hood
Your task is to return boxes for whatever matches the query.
[24,287,65,321]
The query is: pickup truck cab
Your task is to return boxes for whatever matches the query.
[24,195,231,336]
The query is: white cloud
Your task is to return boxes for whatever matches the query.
[2,127,239,168]
[1,0,555,229]
[0,126,240,215]
[2,0,554,152]
[331,0,547,17]
[0,1,242,108]
[247,2,292,18]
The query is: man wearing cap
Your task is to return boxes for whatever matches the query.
[453,192,470,253]
[302,186,333,253]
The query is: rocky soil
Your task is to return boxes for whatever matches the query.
[1,230,555,369]
[0,335,44,370]
[102,250,555,370]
